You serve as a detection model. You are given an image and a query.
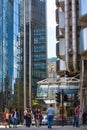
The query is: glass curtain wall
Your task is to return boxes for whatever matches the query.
[23,0,47,104]
[0,0,21,112]
[12,0,22,109]
[0,0,13,112]
[31,0,47,97]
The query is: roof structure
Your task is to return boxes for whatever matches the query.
[37,74,80,86]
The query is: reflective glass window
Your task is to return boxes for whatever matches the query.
[80,0,87,16]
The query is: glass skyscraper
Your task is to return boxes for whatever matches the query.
[0,0,14,111]
[0,0,21,112]
[22,0,47,107]
[0,0,47,111]
[31,0,47,96]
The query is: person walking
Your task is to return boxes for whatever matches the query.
[24,107,28,125]
[3,108,8,128]
[33,108,37,126]
[26,106,32,127]
[73,110,76,127]
[11,108,19,128]
[82,111,87,125]
[73,105,81,127]
[36,108,42,128]
[5,109,11,128]
[46,104,55,128]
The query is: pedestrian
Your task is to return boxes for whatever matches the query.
[73,111,76,127]
[73,105,81,127]
[24,107,28,125]
[26,106,32,127]
[46,104,55,128]
[11,108,19,128]
[36,108,42,128]
[3,108,8,128]
[5,109,11,128]
[33,108,38,126]
[82,111,87,125]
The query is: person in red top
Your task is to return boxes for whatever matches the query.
[73,105,81,127]
[36,108,42,127]
[3,108,11,128]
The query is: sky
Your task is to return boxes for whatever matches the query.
[47,0,56,58]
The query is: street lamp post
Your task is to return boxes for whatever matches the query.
[61,89,64,126]
[29,0,32,108]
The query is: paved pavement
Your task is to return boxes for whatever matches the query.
[0,125,87,129]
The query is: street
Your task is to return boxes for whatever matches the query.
[0,125,87,130]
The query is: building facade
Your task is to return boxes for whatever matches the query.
[79,0,87,110]
[23,0,47,103]
[0,0,22,112]
[55,0,81,116]
[0,0,14,112]
[56,0,87,111]
[56,0,80,76]
[0,0,47,112]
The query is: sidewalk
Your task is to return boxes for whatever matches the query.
[0,124,87,129]
[0,124,23,128]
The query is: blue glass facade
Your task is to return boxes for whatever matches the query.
[79,0,87,16]
[0,0,21,111]
[24,0,47,97]
[13,0,20,91]
[31,0,47,96]
[0,0,13,111]
[0,0,47,111]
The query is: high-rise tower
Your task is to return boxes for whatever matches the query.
[21,0,47,107]
[56,0,80,76]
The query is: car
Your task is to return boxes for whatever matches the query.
[41,115,48,125]
[41,115,57,125]
[31,116,35,125]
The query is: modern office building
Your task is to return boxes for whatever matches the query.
[0,0,21,112]
[0,0,13,111]
[25,0,47,96]
[55,0,87,111]
[56,0,80,76]
[19,0,47,107]
[55,0,81,116]
[79,0,87,110]
[0,0,47,112]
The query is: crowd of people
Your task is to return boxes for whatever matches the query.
[2,104,87,128]
[24,104,55,128]
[24,106,43,128]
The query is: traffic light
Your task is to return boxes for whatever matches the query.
[74,91,78,99]
[73,91,79,106]
[55,92,60,103]
[63,93,68,102]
